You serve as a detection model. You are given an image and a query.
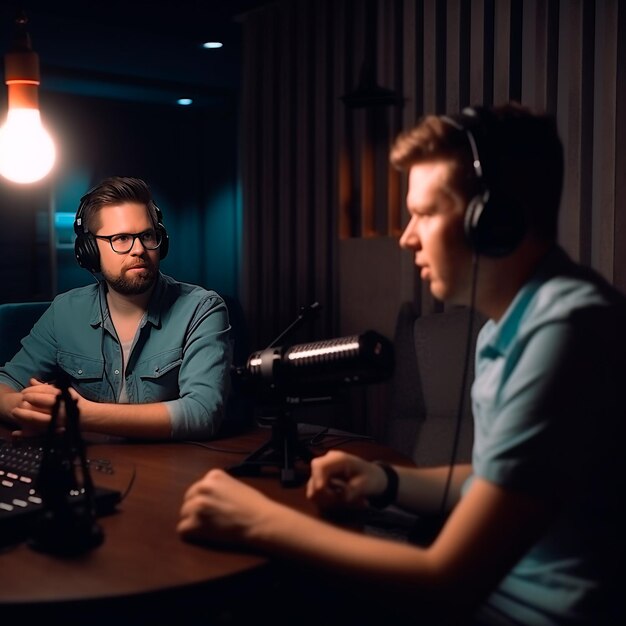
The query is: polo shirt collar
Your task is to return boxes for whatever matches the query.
[480,246,568,358]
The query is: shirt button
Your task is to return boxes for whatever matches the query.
[77,369,83,375]
[114,369,120,375]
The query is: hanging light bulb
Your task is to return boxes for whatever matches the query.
[0,11,56,184]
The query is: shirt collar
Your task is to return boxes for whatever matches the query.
[480,246,569,358]
[89,281,108,328]
[145,272,166,328]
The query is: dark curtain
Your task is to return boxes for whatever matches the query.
[239,0,626,354]
[240,0,341,350]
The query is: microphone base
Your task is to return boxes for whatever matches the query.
[28,506,104,556]
[228,411,313,487]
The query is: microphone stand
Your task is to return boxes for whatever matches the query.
[228,302,322,487]
[265,301,321,349]
[28,373,104,556]
[228,397,315,487]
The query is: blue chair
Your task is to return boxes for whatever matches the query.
[0,301,51,366]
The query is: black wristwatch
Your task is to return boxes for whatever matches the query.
[367,461,399,509]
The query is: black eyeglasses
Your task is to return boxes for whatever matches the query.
[93,229,162,254]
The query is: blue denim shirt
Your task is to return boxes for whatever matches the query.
[0,273,232,440]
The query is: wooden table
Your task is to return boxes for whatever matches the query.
[0,422,408,622]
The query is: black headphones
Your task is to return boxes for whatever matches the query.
[73,191,169,274]
[441,106,525,257]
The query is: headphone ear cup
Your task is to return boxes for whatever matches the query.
[158,223,169,260]
[464,189,525,257]
[152,203,169,261]
[73,198,102,274]
[74,232,101,273]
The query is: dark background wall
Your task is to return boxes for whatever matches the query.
[0,91,241,304]
[237,0,626,436]
[239,0,626,350]
[1,0,624,437]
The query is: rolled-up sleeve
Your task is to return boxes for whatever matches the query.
[1,278,234,441]
[0,304,58,390]
[164,294,232,440]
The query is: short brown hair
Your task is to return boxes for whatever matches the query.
[390,102,564,241]
[78,176,159,234]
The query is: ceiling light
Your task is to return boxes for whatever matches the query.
[0,11,56,184]
[177,98,193,106]
[202,42,223,49]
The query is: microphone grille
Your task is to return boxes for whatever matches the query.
[244,331,394,391]
[284,335,361,367]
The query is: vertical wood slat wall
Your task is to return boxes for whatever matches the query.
[240,0,625,349]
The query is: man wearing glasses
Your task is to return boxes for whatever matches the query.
[0,177,232,441]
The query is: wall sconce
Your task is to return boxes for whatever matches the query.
[0,11,56,184]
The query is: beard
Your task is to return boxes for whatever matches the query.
[102,263,158,295]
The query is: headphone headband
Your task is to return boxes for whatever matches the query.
[440,106,525,257]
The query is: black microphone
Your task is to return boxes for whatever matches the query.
[245,330,394,391]
[228,331,394,486]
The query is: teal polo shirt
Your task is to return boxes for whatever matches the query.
[469,247,626,625]
[0,273,232,440]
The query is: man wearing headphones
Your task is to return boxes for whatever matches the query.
[177,104,625,624]
[0,177,231,440]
